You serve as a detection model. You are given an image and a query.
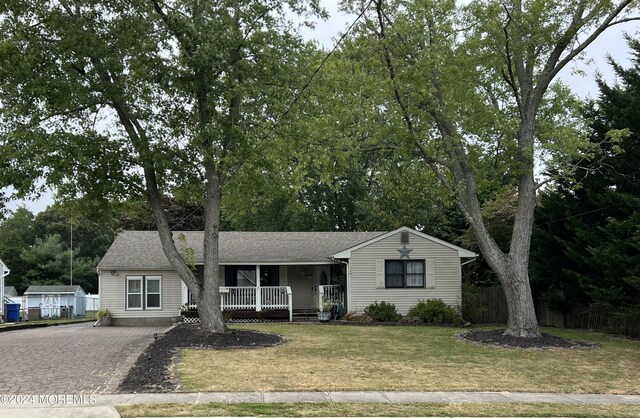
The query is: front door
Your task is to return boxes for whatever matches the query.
[288,266,315,310]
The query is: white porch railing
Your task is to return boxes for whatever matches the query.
[220,286,256,310]
[318,285,344,312]
[219,286,293,321]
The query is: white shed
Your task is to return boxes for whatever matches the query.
[23,285,87,319]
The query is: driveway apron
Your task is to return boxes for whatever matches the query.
[0,322,168,394]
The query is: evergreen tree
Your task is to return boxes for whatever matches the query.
[532,39,640,307]
[20,234,98,293]
[0,207,36,292]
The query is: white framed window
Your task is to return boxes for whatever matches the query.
[126,276,143,310]
[145,276,162,309]
[126,275,162,310]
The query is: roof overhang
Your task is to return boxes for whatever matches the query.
[24,292,78,295]
[332,226,478,259]
[98,260,339,272]
[0,258,10,277]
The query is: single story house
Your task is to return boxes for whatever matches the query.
[97,226,476,325]
[23,285,87,319]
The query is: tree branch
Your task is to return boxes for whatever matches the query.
[539,0,636,96]
[501,4,522,113]
[35,104,100,124]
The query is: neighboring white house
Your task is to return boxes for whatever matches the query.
[4,286,18,297]
[0,259,10,322]
[23,285,87,319]
[97,227,476,325]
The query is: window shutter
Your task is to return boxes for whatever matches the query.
[425,259,436,288]
[375,259,385,289]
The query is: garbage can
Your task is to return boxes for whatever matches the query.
[60,306,74,318]
[6,304,20,322]
[28,308,41,321]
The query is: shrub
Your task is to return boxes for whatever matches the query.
[364,301,401,322]
[321,299,334,311]
[96,308,112,320]
[409,299,462,325]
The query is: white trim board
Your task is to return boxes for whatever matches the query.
[332,226,478,259]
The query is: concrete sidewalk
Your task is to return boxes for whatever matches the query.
[1,390,639,417]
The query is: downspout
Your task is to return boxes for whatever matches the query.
[461,258,476,266]
[330,257,350,312]
[0,259,10,320]
[94,268,101,327]
[459,257,477,307]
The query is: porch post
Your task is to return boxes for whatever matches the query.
[287,286,293,322]
[345,262,351,312]
[181,280,188,306]
[255,265,261,312]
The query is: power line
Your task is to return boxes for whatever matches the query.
[228,1,375,178]
[260,0,375,142]
[535,203,621,227]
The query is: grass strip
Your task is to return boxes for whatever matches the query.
[117,401,640,418]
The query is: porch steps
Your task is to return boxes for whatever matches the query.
[292,310,318,322]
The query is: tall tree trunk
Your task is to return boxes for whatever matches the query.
[199,162,227,333]
[470,212,541,338]
[500,260,539,337]
[501,111,540,338]
[481,250,540,337]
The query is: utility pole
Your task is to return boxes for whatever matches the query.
[70,221,73,286]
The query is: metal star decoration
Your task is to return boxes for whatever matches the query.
[397,244,413,259]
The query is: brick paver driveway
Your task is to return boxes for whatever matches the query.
[0,322,168,395]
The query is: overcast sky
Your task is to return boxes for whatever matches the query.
[303,2,639,98]
[6,2,639,215]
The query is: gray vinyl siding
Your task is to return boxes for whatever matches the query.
[99,270,183,319]
[348,230,462,315]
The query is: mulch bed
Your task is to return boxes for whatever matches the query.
[118,324,285,393]
[459,329,598,349]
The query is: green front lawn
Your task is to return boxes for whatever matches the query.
[178,324,640,394]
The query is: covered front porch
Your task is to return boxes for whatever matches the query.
[182,263,346,321]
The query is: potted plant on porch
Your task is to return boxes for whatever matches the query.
[317,299,333,323]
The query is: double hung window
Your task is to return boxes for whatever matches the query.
[126,276,162,309]
[384,260,425,288]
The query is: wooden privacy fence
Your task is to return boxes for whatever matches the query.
[558,304,640,338]
[466,286,508,324]
[467,286,640,338]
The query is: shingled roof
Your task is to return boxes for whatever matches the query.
[24,285,86,295]
[4,286,17,297]
[97,230,385,269]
